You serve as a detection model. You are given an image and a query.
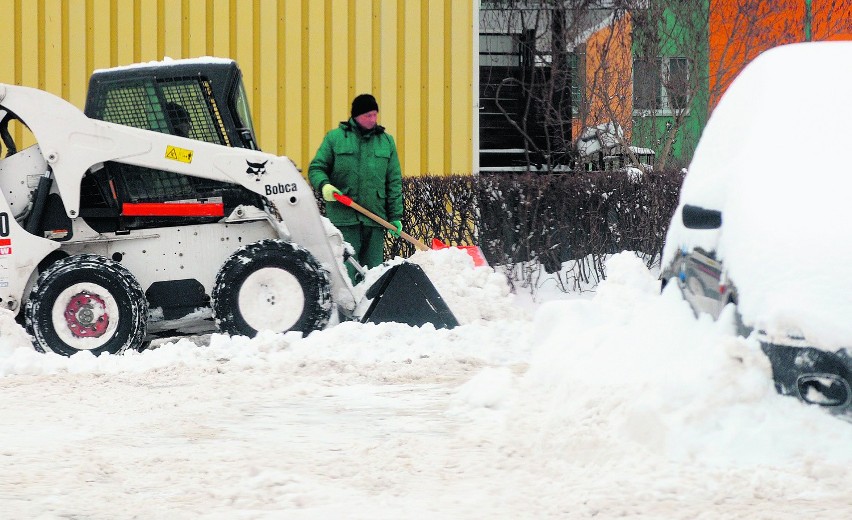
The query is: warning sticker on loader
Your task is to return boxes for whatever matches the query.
[0,238,11,256]
[165,145,194,164]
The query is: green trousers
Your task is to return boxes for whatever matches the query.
[338,223,385,283]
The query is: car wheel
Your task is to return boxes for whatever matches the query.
[212,239,331,337]
[25,255,148,356]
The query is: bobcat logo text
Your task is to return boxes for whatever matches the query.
[265,183,298,195]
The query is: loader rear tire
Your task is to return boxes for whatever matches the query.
[212,239,332,337]
[25,255,148,356]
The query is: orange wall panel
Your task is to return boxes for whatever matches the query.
[813,0,852,40]
[709,0,804,108]
[709,0,852,109]
[574,14,633,139]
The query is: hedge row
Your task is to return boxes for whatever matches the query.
[316,170,685,292]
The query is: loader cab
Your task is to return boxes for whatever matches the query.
[77,58,263,233]
[84,58,259,149]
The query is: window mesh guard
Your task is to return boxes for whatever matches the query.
[91,77,237,203]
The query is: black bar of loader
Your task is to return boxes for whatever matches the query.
[361,263,459,329]
[25,169,53,235]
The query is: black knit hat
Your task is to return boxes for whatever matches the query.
[351,94,379,118]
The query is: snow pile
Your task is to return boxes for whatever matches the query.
[0,309,31,355]
[93,55,236,74]
[454,366,515,409]
[408,248,518,323]
[465,253,852,471]
[353,248,521,325]
[0,318,531,381]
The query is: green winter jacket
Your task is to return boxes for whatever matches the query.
[308,119,404,227]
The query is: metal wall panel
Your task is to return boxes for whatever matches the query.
[0,0,475,176]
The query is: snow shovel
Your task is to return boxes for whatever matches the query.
[332,192,488,266]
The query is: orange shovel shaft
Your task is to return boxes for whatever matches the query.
[333,193,430,251]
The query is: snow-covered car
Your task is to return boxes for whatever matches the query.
[660,42,852,419]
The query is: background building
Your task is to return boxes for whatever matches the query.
[0,0,477,177]
[4,1,849,177]
[480,0,852,172]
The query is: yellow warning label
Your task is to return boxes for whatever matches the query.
[165,145,194,164]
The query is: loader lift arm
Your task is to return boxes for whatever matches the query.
[0,109,16,157]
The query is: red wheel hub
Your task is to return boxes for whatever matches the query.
[64,291,109,338]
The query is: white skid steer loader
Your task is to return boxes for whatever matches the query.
[0,58,457,356]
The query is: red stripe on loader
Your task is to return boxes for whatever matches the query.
[0,239,10,246]
[122,202,225,217]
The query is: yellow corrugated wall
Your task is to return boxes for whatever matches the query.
[0,0,475,176]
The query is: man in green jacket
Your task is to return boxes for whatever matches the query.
[308,94,404,283]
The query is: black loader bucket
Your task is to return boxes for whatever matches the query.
[360,263,459,329]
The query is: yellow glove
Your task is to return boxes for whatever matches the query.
[322,183,341,202]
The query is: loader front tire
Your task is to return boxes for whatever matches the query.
[212,239,332,337]
[25,255,148,356]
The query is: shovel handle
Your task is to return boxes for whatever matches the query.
[333,192,430,251]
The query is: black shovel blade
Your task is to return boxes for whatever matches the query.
[361,263,459,329]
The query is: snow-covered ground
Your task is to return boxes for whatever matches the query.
[0,250,849,519]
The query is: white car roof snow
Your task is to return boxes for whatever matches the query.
[663,41,852,349]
